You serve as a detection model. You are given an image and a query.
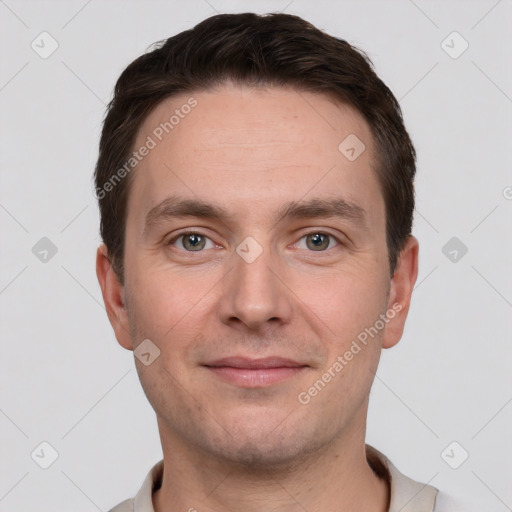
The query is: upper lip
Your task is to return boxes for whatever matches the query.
[204,357,307,369]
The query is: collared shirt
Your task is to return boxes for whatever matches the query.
[108,445,439,512]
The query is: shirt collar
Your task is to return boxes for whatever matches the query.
[131,445,438,512]
[368,446,438,512]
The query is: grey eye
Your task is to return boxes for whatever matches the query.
[169,232,214,251]
[305,233,332,251]
[181,233,206,251]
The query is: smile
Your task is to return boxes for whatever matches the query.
[204,357,308,387]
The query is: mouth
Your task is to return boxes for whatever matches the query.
[203,357,308,387]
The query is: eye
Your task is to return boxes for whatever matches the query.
[296,232,340,252]
[168,231,341,253]
[168,232,215,252]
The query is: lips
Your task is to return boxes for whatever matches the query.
[205,357,306,369]
[203,357,308,387]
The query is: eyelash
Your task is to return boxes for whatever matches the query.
[167,230,343,253]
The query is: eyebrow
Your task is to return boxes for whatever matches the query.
[143,194,368,236]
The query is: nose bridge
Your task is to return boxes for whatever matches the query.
[218,238,292,330]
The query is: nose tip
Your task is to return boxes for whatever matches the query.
[217,248,292,332]
[228,310,282,333]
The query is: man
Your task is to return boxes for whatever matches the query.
[95,12,439,512]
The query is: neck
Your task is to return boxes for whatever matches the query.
[153,423,389,512]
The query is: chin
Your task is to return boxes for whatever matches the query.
[200,417,330,472]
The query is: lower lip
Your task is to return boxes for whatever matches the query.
[206,366,306,387]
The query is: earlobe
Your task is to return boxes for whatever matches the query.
[95,244,133,351]
[382,236,419,349]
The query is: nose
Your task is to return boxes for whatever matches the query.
[217,243,293,333]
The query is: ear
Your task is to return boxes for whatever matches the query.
[95,243,133,351]
[382,235,419,349]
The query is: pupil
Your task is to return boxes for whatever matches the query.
[312,234,323,245]
[307,233,328,251]
[189,234,201,246]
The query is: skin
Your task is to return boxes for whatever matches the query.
[96,83,418,512]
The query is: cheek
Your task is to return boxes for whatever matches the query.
[125,263,210,343]
[298,268,389,344]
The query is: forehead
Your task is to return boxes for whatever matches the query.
[127,83,381,229]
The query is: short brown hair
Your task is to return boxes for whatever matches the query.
[94,12,416,285]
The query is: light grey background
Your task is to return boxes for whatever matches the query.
[1,0,511,510]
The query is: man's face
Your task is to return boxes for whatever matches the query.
[100,84,415,467]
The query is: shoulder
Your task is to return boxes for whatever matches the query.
[107,498,134,512]
[432,490,462,512]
